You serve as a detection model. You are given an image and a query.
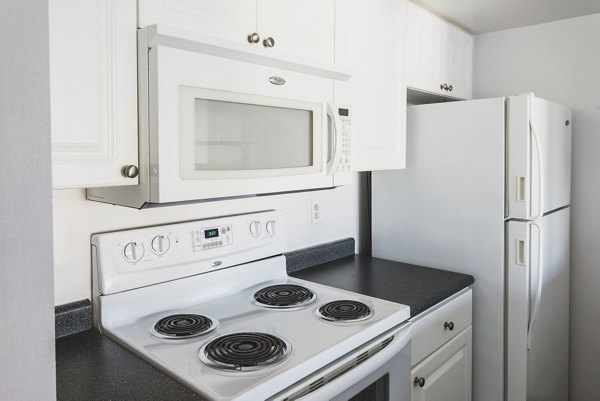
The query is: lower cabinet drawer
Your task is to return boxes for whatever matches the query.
[411,326,472,401]
[410,289,472,366]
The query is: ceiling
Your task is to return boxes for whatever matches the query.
[410,0,600,34]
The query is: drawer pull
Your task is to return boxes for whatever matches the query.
[414,377,426,387]
[444,321,455,331]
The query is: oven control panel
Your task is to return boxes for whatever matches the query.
[92,210,285,296]
[191,224,233,251]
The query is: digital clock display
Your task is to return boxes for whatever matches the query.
[204,228,219,239]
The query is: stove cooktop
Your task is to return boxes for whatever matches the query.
[92,211,410,401]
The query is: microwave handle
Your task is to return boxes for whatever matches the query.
[326,102,343,175]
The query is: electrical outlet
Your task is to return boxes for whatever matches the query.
[311,200,321,224]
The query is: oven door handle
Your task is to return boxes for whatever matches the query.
[279,324,411,401]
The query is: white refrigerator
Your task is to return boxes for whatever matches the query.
[372,94,571,401]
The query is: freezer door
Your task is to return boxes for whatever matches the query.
[506,208,570,401]
[506,94,572,219]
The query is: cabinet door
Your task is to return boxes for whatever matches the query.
[405,2,445,96]
[405,3,473,100]
[49,0,138,188]
[445,26,473,100]
[411,327,472,401]
[138,0,256,43]
[334,0,407,171]
[257,0,334,64]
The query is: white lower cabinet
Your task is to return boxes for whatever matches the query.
[412,327,472,401]
[410,289,472,401]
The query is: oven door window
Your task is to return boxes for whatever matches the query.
[179,86,323,179]
[349,374,389,401]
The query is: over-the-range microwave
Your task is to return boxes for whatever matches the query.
[87,25,352,209]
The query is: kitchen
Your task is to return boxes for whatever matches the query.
[2,0,600,400]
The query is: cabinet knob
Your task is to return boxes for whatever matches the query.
[121,165,139,178]
[247,32,260,43]
[444,321,455,331]
[263,37,275,48]
[414,377,426,387]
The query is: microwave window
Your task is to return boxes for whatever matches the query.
[193,99,314,171]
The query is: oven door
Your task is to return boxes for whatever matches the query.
[147,43,340,203]
[269,324,411,401]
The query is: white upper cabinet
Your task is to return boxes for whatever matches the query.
[138,0,334,64]
[138,0,256,44]
[49,0,139,188]
[257,0,334,64]
[334,0,407,171]
[406,2,473,100]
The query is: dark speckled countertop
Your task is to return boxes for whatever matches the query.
[290,254,474,318]
[56,330,203,401]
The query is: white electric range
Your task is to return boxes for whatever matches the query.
[92,211,411,401]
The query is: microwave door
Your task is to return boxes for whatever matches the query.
[157,81,334,202]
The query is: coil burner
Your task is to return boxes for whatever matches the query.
[199,332,291,371]
[253,284,316,308]
[317,300,373,322]
[152,314,216,339]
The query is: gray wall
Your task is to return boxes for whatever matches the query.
[473,13,600,401]
[0,0,56,400]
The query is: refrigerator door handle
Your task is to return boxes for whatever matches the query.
[516,240,526,265]
[527,221,544,349]
[530,121,544,219]
[517,177,526,202]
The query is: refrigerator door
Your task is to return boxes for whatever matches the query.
[506,208,570,401]
[373,98,506,401]
[506,94,572,219]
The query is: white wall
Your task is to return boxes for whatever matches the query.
[473,13,600,401]
[0,1,56,400]
[53,179,361,305]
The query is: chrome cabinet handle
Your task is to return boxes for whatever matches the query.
[121,165,139,178]
[247,32,260,43]
[263,37,275,48]
[444,321,455,331]
[414,377,426,387]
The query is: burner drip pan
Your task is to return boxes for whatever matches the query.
[152,314,216,339]
[253,284,316,308]
[317,300,373,322]
[199,332,290,371]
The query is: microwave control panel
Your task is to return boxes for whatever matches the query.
[191,224,233,251]
[336,106,352,173]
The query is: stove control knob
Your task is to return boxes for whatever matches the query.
[123,241,144,263]
[249,220,262,238]
[151,235,170,256]
[265,220,276,237]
